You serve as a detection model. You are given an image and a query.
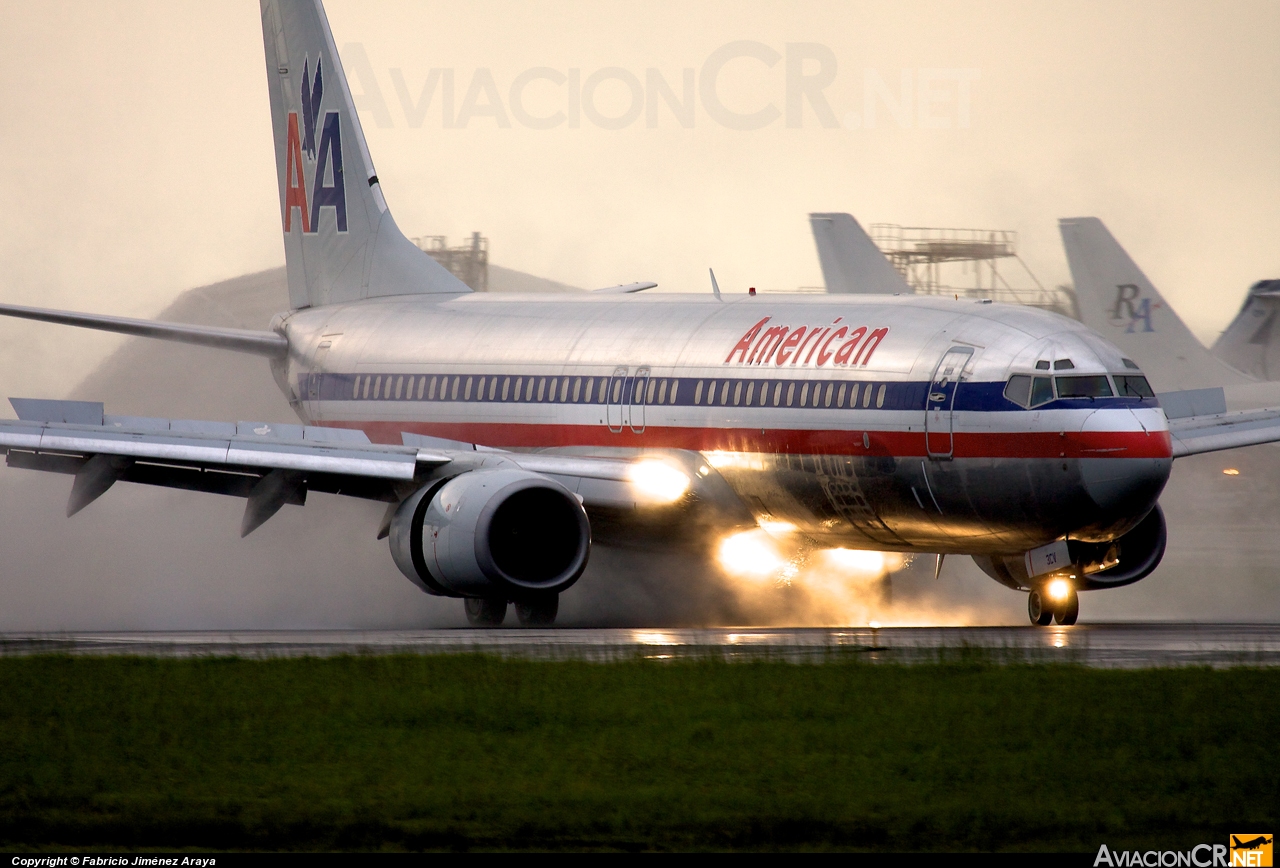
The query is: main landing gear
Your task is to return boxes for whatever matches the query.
[1027,585,1079,626]
[464,593,559,627]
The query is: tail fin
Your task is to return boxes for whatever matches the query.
[260,0,469,308]
[1210,279,1280,380]
[809,213,913,295]
[1059,217,1248,390]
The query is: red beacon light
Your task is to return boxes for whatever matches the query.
[749,287,756,296]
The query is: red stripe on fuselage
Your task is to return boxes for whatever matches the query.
[336,420,1173,460]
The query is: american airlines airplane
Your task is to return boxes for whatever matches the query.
[2,0,1279,628]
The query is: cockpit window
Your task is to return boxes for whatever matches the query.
[1030,376,1054,406]
[1004,374,1057,408]
[1003,375,1032,407]
[1055,375,1113,398]
[1122,358,1140,370]
[1115,375,1155,398]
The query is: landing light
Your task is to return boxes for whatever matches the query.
[826,548,886,573]
[1047,578,1072,601]
[628,460,690,502]
[1223,468,1240,476]
[717,530,783,578]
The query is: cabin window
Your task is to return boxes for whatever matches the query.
[372,375,382,399]
[758,382,768,406]
[522,378,533,401]
[657,379,667,405]
[393,376,403,399]
[417,377,426,399]
[824,383,834,407]
[645,378,656,404]
[837,383,846,407]
[734,382,743,406]
[669,380,679,403]
[694,381,704,405]
[848,383,860,407]
[1003,375,1032,408]
[607,378,619,403]
[463,377,472,401]
[597,378,608,402]
[352,376,361,399]
[877,384,887,408]
[1115,375,1154,398]
[1056,375,1113,398]
[786,383,795,406]
[721,382,731,405]
[477,376,487,400]
[572,378,582,402]
[584,377,594,402]
[1030,376,1054,406]
[451,376,461,400]
[489,377,498,400]
[501,377,511,401]
[773,382,782,406]
[799,383,809,406]
[862,385,872,408]
[745,382,755,406]
[812,385,821,407]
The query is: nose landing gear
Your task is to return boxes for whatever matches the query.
[1027,587,1079,626]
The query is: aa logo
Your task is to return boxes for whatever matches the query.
[1109,283,1157,334]
[1231,834,1273,867]
[283,56,347,234]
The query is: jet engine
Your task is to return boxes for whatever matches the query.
[389,469,590,599]
[973,504,1167,592]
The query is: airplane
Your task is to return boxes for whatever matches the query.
[4,0,1280,628]
[1231,837,1273,851]
[1061,217,1280,405]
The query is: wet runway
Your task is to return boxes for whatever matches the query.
[2,623,1279,667]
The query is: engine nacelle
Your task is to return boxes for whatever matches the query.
[973,504,1167,592]
[389,469,590,598]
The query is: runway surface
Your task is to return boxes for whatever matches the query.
[2,623,1278,667]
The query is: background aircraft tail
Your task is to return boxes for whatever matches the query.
[1210,279,1280,380]
[260,0,469,309]
[1059,216,1248,390]
[809,213,913,295]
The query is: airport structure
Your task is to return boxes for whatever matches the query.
[870,224,1078,319]
[413,233,489,292]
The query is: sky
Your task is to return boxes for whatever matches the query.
[0,0,1276,400]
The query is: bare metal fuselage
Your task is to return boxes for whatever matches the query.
[270,291,1172,556]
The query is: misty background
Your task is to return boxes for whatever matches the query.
[0,0,1277,628]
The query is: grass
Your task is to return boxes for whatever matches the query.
[0,654,1275,851]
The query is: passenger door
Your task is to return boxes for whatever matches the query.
[925,345,974,459]
[304,334,340,419]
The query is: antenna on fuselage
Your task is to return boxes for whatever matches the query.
[709,268,722,301]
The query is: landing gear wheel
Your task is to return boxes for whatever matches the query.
[1027,590,1053,626]
[1054,590,1079,626]
[515,593,559,626]
[465,597,508,627]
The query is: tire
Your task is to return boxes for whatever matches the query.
[1054,590,1080,626]
[464,597,508,627]
[515,593,559,626]
[1027,589,1053,626]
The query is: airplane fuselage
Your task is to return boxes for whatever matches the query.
[271,291,1172,557]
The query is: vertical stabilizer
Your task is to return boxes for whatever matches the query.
[261,0,469,309]
[1059,217,1248,391]
[809,213,913,295]
[1210,280,1280,381]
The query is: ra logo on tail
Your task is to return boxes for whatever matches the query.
[284,57,347,234]
[1109,283,1159,334]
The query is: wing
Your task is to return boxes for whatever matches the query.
[1169,405,1280,457]
[590,282,658,294]
[0,398,749,539]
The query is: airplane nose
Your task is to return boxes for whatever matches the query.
[1079,457,1171,529]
